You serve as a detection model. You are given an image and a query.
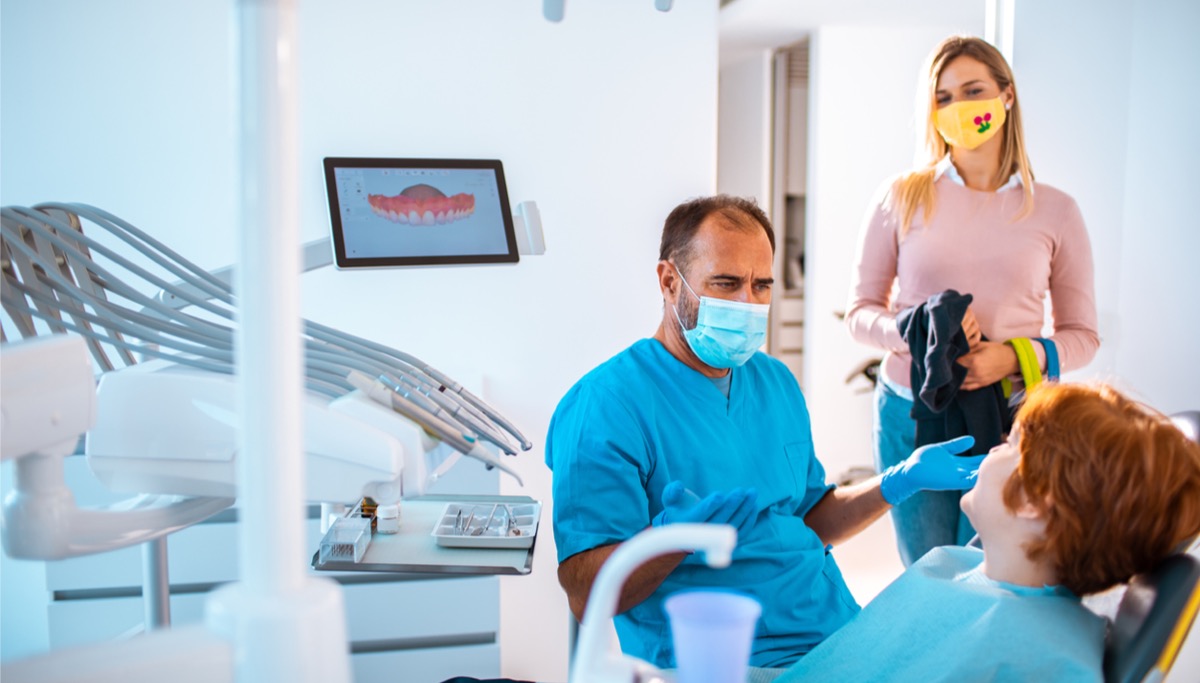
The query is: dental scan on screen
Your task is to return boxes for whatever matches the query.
[324,157,519,268]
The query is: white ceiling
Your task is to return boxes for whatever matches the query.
[719,0,987,65]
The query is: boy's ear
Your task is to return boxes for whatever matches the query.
[1013,494,1049,522]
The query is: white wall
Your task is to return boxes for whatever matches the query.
[803,22,982,479]
[1015,0,1200,413]
[0,1,721,680]
[1113,0,1200,415]
[1012,0,1134,390]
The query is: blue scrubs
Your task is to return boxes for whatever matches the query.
[776,546,1106,682]
[546,339,859,668]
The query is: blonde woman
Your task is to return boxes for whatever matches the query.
[845,35,1100,567]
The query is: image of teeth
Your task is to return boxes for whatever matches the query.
[367,183,475,226]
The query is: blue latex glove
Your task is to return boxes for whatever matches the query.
[880,436,985,506]
[651,481,759,538]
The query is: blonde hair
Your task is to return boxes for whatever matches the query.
[889,35,1035,235]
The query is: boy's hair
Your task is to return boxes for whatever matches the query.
[1004,383,1200,595]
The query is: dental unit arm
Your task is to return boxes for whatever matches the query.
[0,335,233,561]
[0,202,533,512]
[570,524,737,683]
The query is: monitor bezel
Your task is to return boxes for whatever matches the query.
[323,157,520,268]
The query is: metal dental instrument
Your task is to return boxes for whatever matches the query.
[505,504,522,537]
[471,504,498,536]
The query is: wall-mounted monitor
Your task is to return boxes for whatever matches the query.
[323,157,519,268]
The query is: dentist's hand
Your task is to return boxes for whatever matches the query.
[651,481,759,539]
[880,436,984,506]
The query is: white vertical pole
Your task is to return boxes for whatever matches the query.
[141,538,171,629]
[985,0,1017,67]
[235,0,304,597]
[206,2,351,681]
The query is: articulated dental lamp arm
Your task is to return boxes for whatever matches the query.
[570,524,736,683]
[1,335,232,561]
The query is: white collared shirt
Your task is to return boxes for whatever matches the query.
[934,155,1023,193]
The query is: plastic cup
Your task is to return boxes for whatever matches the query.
[664,590,762,683]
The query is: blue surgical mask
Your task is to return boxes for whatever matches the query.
[672,266,769,369]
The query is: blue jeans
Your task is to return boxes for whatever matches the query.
[874,378,976,567]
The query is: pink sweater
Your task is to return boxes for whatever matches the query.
[846,175,1099,390]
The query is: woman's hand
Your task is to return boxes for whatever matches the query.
[961,307,982,348]
[957,340,1019,390]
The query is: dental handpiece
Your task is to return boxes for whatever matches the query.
[416,366,533,451]
[346,371,525,486]
[347,370,474,451]
[389,373,518,455]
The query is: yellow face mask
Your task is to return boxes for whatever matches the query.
[934,96,1007,150]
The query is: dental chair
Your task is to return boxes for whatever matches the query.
[1170,411,1199,445]
[1100,409,1200,683]
[1103,552,1200,683]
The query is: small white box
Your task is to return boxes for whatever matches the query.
[318,516,371,563]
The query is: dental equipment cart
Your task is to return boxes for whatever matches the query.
[312,494,542,576]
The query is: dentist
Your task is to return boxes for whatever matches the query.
[546,195,984,671]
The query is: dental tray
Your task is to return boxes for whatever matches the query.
[432,501,541,549]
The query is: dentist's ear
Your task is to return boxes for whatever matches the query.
[657,260,678,299]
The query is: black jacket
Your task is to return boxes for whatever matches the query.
[896,289,1012,455]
